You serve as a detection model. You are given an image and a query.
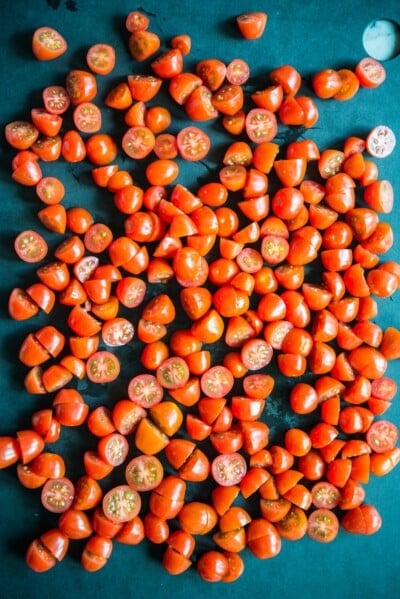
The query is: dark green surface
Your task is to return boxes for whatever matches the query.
[0,1,399,598]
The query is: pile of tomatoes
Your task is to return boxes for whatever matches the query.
[2,9,400,584]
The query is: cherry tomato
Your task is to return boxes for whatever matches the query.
[128,373,163,407]
[236,12,267,39]
[32,27,67,61]
[43,85,71,115]
[85,133,118,165]
[245,108,278,143]
[102,485,141,524]
[366,420,398,453]
[355,57,386,88]
[86,351,120,383]
[14,230,48,263]
[211,453,247,486]
[312,68,342,99]
[125,455,164,492]
[73,102,102,133]
[341,504,382,535]
[176,126,210,161]
[86,43,116,75]
[307,508,339,543]
[41,477,75,513]
[366,125,396,158]
[26,539,56,573]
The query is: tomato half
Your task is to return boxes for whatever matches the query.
[176,126,210,161]
[211,453,247,486]
[14,230,48,263]
[32,27,67,61]
[86,351,121,383]
[102,485,141,524]
[125,455,164,491]
[41,477,75,513]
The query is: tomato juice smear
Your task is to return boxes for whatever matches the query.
[2,7,400,585]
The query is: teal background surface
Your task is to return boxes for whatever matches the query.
[0,1,399,598]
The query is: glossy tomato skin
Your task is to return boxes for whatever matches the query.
[0,436,21,469]
[25,539,57,572]
[341,504,382,535]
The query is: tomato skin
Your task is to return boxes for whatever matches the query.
[178,502,218,535]
[129,30,161,62]
[246,518,281,559]
[151,48,183,78]
[341,504,382,535]
[197,550,229,582]
[81,535,113,572]
[26,539,57,573]
[66,70,97,105]
[0,436,21,469]
[149,475,186,520]
[58,508,93,539]
[85,133,118,166]
[312,69,342,99]
[12,159,43,186]
[115,516,145,545]
[72,476,103,511]
[40,528,69,561]
[236,12,267,39]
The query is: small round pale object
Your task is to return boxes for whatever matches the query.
[366,125,396,158]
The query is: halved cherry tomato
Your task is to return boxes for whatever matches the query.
[86,43,116,75]
[32,27,67,61]
[236,12,267,39]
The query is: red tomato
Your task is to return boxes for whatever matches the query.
[128,373,163,407]
[122,126,155,159]
[43,85,71,115]
[245,108,278,143]
[312,68,342,99]
[65,69,97,105]
[32,27,67,61]
[73,102,102,133]
[240,338,273,370]
[200,365,234,398]
[97,433,129,466]
[211,453,247,486]
[125,10,149,32]
[125,455,164,491]
[31,108,62,137]
[14,230,48,263]
[41,477,75,513]
[102,485,141,524]
[355,57,386,88]
[176,126,210,161]
[341,504,382,535]
[366,420,398,453]
[86,43,116,75]
[26,539,56,573]
[86,351,120,383]
[236,12,267,39]
[307,508,339,543]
